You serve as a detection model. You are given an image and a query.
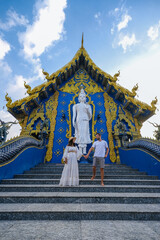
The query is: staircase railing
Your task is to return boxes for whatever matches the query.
[0,136,43,165]
[123,138,160,160]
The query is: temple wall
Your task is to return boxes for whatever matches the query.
[24,68,139,164]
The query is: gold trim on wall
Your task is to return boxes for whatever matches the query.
[104,92,117,162]
[45,91,59,162]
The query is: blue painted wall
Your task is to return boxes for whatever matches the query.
[51,90,111,164]
[0,147,46,180]
[119,148,160,179]
[26,68,138,164]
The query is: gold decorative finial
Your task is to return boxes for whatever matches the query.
[131,83,138,97]
[5,93,12,108]
[81,33,84,48]
[24,81,32,94]
[150,96,158,111]
[42,68,53,81]
[113,70,120,82]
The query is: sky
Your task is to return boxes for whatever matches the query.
[0,0,160,140]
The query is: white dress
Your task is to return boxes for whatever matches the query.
[59,146,82,186]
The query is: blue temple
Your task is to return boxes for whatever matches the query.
[1,39,160,179]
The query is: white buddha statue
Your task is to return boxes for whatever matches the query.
[72,88,92,154]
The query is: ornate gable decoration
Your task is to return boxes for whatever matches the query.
[5,36,157,123]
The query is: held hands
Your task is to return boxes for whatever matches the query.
[83,155,89,159]
[105,153,108,158]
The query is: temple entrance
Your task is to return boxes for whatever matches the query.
[51,68,110,164]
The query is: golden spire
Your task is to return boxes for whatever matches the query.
[81,32,84,48]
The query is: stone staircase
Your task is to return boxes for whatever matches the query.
[0,163,160,220]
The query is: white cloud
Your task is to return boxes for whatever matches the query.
[8,75,30,100]
[19,0,67,59]
[117,14,132,31]
[94,12,101,19]
[147,21,160,40]
[0,9,29,31]
[111,27,114,35]
[118,34,138,52]
[109,7,120,17]
[110,45,160,138]
[109,5,134,50]
[7,71,44,101]
[94,12,101,25]
[0,61,12,76]
[0,37,11,60]
[29,57,44,79]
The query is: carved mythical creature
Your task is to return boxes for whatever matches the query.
[24,81,32,95]
[0,119,18,146]
[38,117,50,145]
[116,121,130,147]
[131,83,138,97]
[150,97,158,111]
[149,122,160,141]
[113,70,120,82]
[117,121,126,134]
[40,116,49,131]
[5,93,12,108]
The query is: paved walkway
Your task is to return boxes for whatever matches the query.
[0,220,160,240]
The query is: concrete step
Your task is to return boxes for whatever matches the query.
[0,192,160,204]
[31,166,139,170]
[0,163,159,222]
[0,185,160,192]
[14,174,158,180]
[2,179,160,185]
[0,203,160,220]
[38,163,128,167]
[33,165,134,170]
[25,170,147,175]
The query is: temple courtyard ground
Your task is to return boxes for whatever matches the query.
[0,220,160,239]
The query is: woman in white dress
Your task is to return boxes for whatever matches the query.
[59,137,82,186]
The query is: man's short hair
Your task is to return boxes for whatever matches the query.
[96,133,101,136]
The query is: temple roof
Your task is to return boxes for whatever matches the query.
[5,35,157,123]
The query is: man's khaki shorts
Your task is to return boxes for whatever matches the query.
[93,157,105,168]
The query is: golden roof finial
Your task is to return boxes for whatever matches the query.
[81,32,84,48]
[113,70,120,82]
[5,93,12,108]
[150,96,158,111]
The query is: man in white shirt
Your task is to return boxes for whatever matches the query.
[84,133,109,186]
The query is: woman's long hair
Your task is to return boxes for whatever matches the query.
[68,139,76,146]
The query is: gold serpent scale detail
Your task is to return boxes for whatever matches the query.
[104,92,117,162]
[45,91,59,162]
